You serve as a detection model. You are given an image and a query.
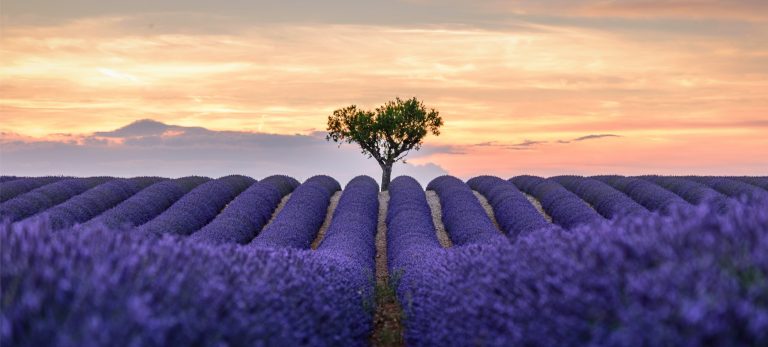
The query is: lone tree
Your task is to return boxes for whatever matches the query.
[326,97,443,191]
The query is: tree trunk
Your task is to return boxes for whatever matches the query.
[380,164,393,191]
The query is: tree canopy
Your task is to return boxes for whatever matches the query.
[326,97,443,190]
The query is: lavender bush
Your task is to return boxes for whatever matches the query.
[261,175,302,197]
[316,175,379,271]
[391,193,768,346]
[191,175,300,245]
[640,176,730,210]
[733,176,768,191]
[511,175,603,229]
[0,177,68,202]
[0,176,21,183]
[249,175,340,249]
[385,176,446,340]
[551,175,648,218]
[21,177,164,230]
[467,175,551,238]
[427,175,504,245]
[688,176,768,199]
[135,175,254,236]
[386,176,442,268]
[81,176,209,230]
[593,175,689,213]
[0,177,112,222]
[1,222,373,346]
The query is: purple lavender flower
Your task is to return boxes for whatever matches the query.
[640,176,731,211]
[1,222,373,346]
[191,175,300,245]
[316,175,379,271]
[81,176,209,230]
[391,193,768,346]
[0,177,69,202]
[551,175,648,218]
[511,175,603,229]
[3,174,766,347]
[135,175,254,236]
[249,175,340,249]
[0,177,112,222]
[687,176,768,199]
[592,175,690,213]
[0,176,21,183]
[733,176,768,191]
[21,177,164,230]
[467,175,551,238]
[386,175,442,272]
[427,175,505,245]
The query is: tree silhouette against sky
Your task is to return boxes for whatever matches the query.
[326,97,443,191]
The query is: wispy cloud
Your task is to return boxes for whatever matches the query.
[512,139,545,147]
[564,134,621,143]
[506,139,547,150]
[472,134,619,149]
[471,139,547,150]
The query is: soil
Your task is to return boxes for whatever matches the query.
[264,193,291,228]
[310,191,341,249]
[473,190,502,232]
[371,191,405,347]
[523,193,553,223]
[426,191,453,248]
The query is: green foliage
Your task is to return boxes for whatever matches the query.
[326,97,443,167]
[370,269,406,347]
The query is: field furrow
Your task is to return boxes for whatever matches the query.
[427,176,504,245]
[249,175,340,249]
[310,191,342,249]
[467,175,552,238]
[0,177,69,202]
[192,175,299,245]
[135,175,255,236]
[551,175,648,219]
[425,190,452,248]
[511,175,603,229]
[80,176,209,230]
[688,176,768,199]
[639,176,730,209]
[592,175,690,213]
[733,176,768,191]
[3,174,767,347]
[473,190,501,231]
[0,177,112,222]
[22,177,164,230]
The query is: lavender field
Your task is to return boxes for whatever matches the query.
[1,174,767,346]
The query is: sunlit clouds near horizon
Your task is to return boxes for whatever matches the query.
[2,0,767,177]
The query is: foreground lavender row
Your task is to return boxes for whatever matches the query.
[1,174,767,346]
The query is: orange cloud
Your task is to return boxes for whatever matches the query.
[1,15,766,175]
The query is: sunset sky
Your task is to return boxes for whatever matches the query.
[2,0,767,181]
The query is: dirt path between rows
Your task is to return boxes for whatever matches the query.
[263,193,291,228]
[310,191,341,249]
[425,191,452,248]
[371,191,405,347]
[473,190,501,232]
[523,193,553,223]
